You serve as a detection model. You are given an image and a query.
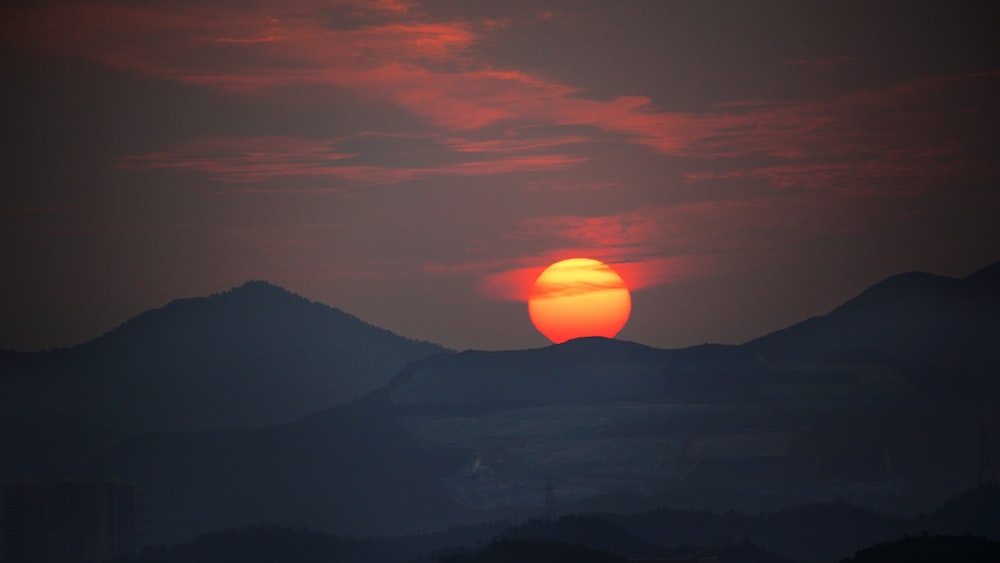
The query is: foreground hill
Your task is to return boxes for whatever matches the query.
[434,538,628,563]
[0,281,447,433]
[839,534,1000,563]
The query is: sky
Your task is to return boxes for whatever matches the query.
[2,0,998,352]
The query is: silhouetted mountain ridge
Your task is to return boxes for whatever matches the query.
[745,261,1000,394]
[389,337,680,411]
[69,280,433,357]
[451,336,667,365]
[0,280,448,433]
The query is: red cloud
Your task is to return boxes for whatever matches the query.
[470,192,902,303]
[116,135,582,185]
[7,0,996,191]
[7,1,996,211]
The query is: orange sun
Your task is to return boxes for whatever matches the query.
[528,258,631,344]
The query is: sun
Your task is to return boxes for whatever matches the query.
[528,258,631,344]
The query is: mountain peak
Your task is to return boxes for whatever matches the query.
[216,280,302,302]
[15,282,448,432]
[231,279,288,291]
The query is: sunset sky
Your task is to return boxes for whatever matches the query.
[2,0,998,352]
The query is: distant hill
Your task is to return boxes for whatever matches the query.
[0,281,447,433]
[388,337,679,411]
[745,262,1000,395]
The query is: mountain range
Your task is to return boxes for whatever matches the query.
[2,261,999,552]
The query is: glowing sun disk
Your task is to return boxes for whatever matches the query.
[528,258,631,343]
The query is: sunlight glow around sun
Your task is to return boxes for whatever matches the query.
[528,258,631,344]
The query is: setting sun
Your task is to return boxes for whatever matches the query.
[528,258,631,344]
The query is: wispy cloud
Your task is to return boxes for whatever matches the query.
[116,134,582,186]
[461,253,715,302]
[461,189,903,302]
[8,1,997,197]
